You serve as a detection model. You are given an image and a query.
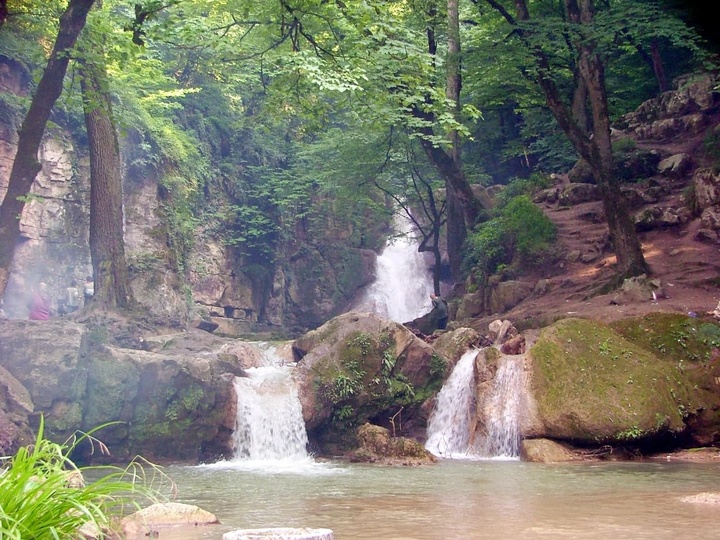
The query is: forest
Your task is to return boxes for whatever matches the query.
[1,0,717,328]
[3,2,720,537]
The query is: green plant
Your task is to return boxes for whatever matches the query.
[381,350,396,375]
[350,334,372,356]
[429,353,447,377]
[0,418,165,539]
[612,137,637,153]
[323,360,366,404]
[463,194,556,282]
[616,425,644,441]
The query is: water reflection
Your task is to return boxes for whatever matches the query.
[155,460,720,539]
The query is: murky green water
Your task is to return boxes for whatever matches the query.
[151,458,720,539]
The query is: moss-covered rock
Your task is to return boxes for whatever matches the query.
[351,423,437,465]
[529,317,695,445]
[293,312,443,454]
[610,313,720,446]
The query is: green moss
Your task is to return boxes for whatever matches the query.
[611,313,720,364]
[530,318,694,443]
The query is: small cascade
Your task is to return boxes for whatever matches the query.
[424,349,479,458]
[476,356,523,459]
[425,350,523,460]
[352,214,434,323]
[231,344,310,462]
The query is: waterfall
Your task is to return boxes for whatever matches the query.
[231,344,310,462]
[352,214,434,323]
[425,350,523,460]
[476,356,522,459]
[424,349,479,458]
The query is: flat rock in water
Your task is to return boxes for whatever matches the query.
[121,502,219,537]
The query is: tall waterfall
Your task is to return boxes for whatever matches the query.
[231,344,310,462]
[352,214,434,323]
[425,350,523,460]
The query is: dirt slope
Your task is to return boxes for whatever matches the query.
[469,134,720,333]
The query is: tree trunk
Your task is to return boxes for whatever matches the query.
[0,0,95,299]
[444,0,467,279]
[79,53,134,309]
[487,0,648,280]
[414,0,478,280]
[649,39,669,93]
[572,0,648,278]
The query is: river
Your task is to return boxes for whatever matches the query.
[155,458,720,539]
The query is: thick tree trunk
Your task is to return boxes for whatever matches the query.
[80,55,134,309]
[414,0,478,280]
[489,0,648,280]
[444,0,467,279]
[572,0,648,278]
[0,0,95,298]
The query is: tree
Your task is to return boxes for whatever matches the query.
[79,16,134,309]
[481,0,648,280]
[0,0,96,299]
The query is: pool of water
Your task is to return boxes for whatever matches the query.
[151,458,720,539]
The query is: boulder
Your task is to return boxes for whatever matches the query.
[694,169,720,210]
[558,183,601,205]
[432,327,481,363]
[658,153,692,178]
[520,438,579,463]
[488,319,518,344]
[351,423,437,465]
[488,281,534,314]
[292,312,443,453]
[527,318,696,445]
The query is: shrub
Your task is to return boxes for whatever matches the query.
[0,418,166,539]
[464,195,556,282]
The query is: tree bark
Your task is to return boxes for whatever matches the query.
[571,0,648,278]
[444,0,467,279]
[0,0,95,298]
[79,52,134,309]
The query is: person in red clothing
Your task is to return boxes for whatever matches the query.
[29,282,51,320]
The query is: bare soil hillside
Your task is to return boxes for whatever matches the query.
[469,127,720,334]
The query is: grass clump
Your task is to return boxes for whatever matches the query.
[0,418,167,539]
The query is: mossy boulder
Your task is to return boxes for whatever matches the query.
[292,312,444,454]
[529,317,696,445]
[351,423,437,465]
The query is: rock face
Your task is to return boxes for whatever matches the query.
[292,312,445,453]
[0,59,376,335]
[0,319,245,462]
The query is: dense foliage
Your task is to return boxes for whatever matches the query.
[0,0,715,292]
[464,188,557,286]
